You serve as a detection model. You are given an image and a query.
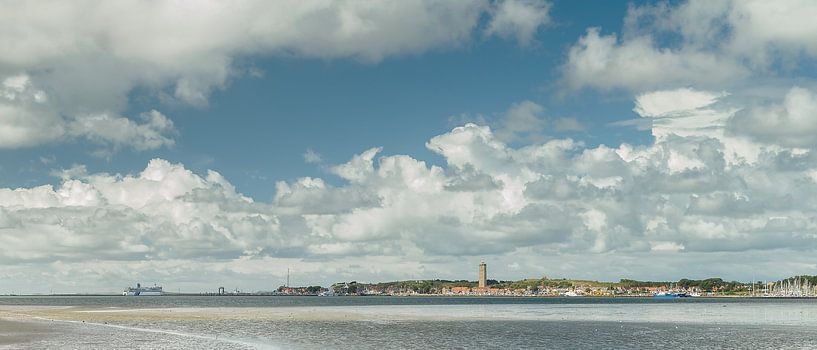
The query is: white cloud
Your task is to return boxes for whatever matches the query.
[5,87,817,291]
[485,0,551,45]
[0,108,817,286]
[562,27,747,92]
[627,87,771,165]
[2,117,815,288]
[728,87,817,148]
[650,241,685,252]
[68,110,176,151]
[493,100,547,143]
[330,147,382,183]
[726,0,817,65]
[0,0,551,151]
[303,149,323,164]
[562,0,817,92]
[460,100,585,144]
[634,88,727,118]
[0,74,64,148]
[0,74,177,150]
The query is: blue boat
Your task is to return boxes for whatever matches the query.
[653,292,690,298]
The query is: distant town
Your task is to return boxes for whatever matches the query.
[166,262,817,298]
[9,262,817,298]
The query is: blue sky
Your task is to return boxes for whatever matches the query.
[1,0,644,200]
[3,0,817,293]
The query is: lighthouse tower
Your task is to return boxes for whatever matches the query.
[478,261,487,288]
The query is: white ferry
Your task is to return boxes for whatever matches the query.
[123,283,163,296]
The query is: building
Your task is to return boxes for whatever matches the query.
[478,261,487,288]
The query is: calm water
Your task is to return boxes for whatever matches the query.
[1,294,812,307]
[4,296,817,349]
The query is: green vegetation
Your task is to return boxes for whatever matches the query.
[782,275,817,285]
[330,276,760,295]
[619,278,746,293]
[333,279,477,294]
[492,278,582,290]
[677,278,742,292]
[275,285,326,295]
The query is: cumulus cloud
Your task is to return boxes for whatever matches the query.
[4,94,817,291]
[724,0,817,65]
[463,100,585,144]
[728,87,817,148]
[0,74,64,148]
[562,0,817,92]
[0,73,176,151]
[628,87,774,166]
[562,27,748,92]
[5,84,817,290]
[0,0,551,151]
[493,100,547,143]
[485,0,551,45]
[68,110,176,151]
[632,88,732,143]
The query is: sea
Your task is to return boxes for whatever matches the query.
[3,296,817,349]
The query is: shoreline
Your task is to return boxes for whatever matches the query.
[0,293,786,298]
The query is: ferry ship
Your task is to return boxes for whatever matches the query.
[123,283,163,296]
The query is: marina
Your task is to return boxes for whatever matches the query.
[763,278,817,298]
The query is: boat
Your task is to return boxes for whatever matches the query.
[123,283,163,296]
[653,291,690,298]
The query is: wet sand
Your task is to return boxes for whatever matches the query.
[0,306,276,349]
[0,319,56,346]
[0,305,484,324]
[0,305,532,349]
[0,304,455,347]
[0,306,301,348]
[0,304,488,348]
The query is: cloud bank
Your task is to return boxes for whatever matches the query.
[3,89,817,291]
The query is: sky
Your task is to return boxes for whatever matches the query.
[2,0,817,293]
